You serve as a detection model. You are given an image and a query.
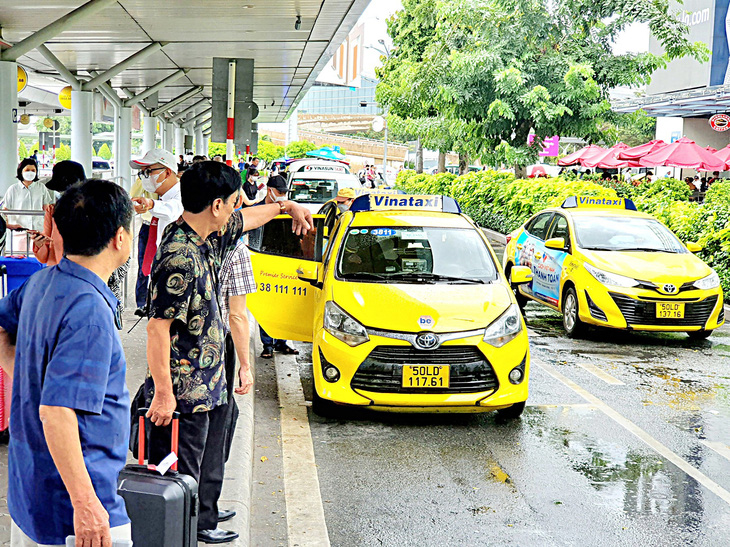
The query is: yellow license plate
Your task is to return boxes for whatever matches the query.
[656,302,685,319]
[402,365,450,388]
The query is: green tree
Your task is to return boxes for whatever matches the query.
[285,140,318,158]
[599,109,657,147]
[208,141,227,157]
[377,0,707,170]
[35,116,71,134]
[257,139,285,163]
[56,144,71,162]
[18,141,28,159]
[98,143,113,160]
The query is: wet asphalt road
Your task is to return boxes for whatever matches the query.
[281,241,730,546]
[294,311,730,547]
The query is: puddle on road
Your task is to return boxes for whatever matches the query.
[524,407,706,525]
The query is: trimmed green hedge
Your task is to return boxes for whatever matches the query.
[396,170,730,298]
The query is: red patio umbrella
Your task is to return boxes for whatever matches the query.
[713,144,730,166]
[639,137,728,171]
[706,146,718,153]
[581,142,631,169]
[558,144,606,167]
[617,140,667,160]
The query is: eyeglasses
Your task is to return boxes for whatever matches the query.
[139,167,166,178]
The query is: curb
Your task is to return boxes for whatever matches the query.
[219,315,256,546]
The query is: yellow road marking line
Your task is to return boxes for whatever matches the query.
[576,362,625,385]
[534,358,730,506]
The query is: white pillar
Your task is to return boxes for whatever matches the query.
[71,90,93,176]
[0,62,19,196]
[163,121,174,152]
[143,113,157,153]
[174,125,185,156]
[203,136,209,158]
[194,106,205,155]
[118,106,132,191]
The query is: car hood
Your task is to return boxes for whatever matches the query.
[331,280,513,333]
[582,250,712,283]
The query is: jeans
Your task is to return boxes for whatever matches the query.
[259,325,284,349]
[135,223,150,308]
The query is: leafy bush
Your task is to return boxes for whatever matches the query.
[97,143,112,160]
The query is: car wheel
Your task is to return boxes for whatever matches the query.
[496,401,526,420]
[562,286,585,338]
[508,266,529,310]
[687,330,713,340]
[311,385,340,418]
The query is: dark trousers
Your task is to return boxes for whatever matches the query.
[259,325,282,349]
[149,403,228,531]
[135,223,150,308]
[223,333,239,462]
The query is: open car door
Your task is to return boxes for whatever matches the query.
[246,215,325,342]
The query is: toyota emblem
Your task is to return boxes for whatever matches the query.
[663,283,678,294]
[415,333,439,350]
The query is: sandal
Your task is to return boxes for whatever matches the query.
[276,345,299,355]
[260,347,274,358]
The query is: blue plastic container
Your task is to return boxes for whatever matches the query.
[0,256,45,293]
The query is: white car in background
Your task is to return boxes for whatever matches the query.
[91,157,113,179]
[286,160,361,214]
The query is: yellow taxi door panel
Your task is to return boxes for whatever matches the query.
[246,215,325,342]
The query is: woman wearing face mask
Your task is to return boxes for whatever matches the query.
[2,158,54,252]
[31,160,86,265]
[241,167,263,207]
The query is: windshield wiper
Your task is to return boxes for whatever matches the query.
[386,272,486,284]
[339,272,389,280]
[581,246,615,251]
[617,247,679,253]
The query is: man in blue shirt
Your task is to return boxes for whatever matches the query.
[0,179,134,547]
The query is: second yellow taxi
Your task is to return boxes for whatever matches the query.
[247,194,532,418]
[503,196,724,338]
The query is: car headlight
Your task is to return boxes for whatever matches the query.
[584,263,640,288]
[324,301,370,347]
[483,303,523,347]
[694,270,720,290]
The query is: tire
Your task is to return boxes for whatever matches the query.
[496,401,526,420]
[687,329,713,340]
[562,286,586,338]
[507,265,529,310]
[311,385,341,418]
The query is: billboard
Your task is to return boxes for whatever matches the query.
[647,0,730,93]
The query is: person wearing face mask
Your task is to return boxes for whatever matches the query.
[129,149,184,283]
[3,158,54,252]
[241,167,263,207]
[31,160,86,266]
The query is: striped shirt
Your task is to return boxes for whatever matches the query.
[219,238,257,329]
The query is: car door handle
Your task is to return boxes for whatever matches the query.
[516,244,523,250]
[534,252,543,260]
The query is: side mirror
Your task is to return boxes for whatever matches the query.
[297,263,321,286]
[686,242,702,253]
[510,265,533,285]
[545,237,567,251]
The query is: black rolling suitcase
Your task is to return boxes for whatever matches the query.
[117,408,199,547]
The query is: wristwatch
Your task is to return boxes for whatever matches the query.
[278,201,286,214]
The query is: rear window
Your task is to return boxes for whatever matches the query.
[289,178,339,203]
[93,161,110,170]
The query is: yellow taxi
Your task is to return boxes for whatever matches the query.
[247,194,533,418]
[503,196,725,339]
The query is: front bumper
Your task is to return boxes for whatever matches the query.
[577,281,725,332]
[313,328,529,412]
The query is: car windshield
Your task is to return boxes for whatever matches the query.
[573,216,687,253]
[337,226,499,283]
[289,178,339,203]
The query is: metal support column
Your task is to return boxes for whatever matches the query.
[163,121,174,152]
[118,106,132,191]
[0,62,18,195]
[143,114,157,153]
[71,90,93,176]
[175,125,185,156]
[195,118,204,156]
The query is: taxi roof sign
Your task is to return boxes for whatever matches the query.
[562,196,637,211]
[350,194,462,213]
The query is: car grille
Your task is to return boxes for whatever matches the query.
[351,345,499,394]
[609,293,718,327]
[585,290,607,322]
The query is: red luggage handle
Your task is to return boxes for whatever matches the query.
[137,407,180,472]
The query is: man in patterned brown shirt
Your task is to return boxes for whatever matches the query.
[145,161,312,543]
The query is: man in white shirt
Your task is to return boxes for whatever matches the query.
[130,149,184,248]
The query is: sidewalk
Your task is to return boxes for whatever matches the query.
[0,308,257,546]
